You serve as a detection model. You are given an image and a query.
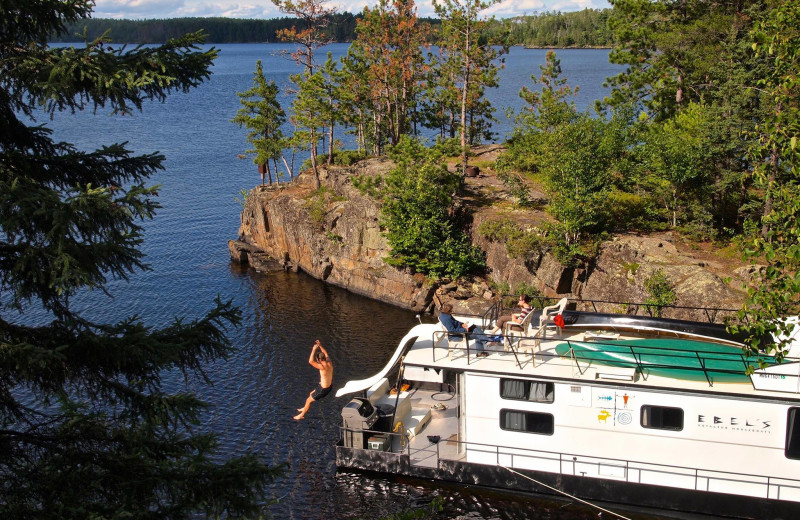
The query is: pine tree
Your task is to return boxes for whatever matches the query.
[431,0,507,175]
[350,0,429,152]
[232,60,289,184]
[0,2,284,517]
[271,0,337,188]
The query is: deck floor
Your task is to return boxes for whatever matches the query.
[388,386,463,468]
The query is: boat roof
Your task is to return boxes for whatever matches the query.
[383,321,800,401]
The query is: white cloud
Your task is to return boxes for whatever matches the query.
[92,0,610,20]
[93,0,283,19]
[486,0,608,18]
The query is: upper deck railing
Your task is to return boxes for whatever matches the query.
[483,296,740,327]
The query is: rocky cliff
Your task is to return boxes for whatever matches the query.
[229,156,751,321]
[230,159,435,311]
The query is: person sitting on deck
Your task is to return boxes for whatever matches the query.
[439,303,490,357]
[488,294,532,336]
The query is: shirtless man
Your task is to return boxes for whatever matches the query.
[293,340,333,420]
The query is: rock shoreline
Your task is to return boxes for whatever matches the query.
[229,160,751,322]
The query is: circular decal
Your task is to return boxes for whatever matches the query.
[617,412,632,425]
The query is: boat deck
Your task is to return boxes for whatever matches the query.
[403,386,462,467]
[400,320,782,396]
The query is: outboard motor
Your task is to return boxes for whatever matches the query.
[341,397,378,449]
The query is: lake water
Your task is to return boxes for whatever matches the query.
[29,43,670,519]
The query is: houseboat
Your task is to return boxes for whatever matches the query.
[334,301,800,519]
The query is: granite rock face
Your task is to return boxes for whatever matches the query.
[230,164,748,317]
[230,161,435,311]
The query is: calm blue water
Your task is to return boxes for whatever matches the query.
[25,44,667,519]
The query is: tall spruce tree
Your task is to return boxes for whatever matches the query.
[0,2,283,518]
[232,60,289,185]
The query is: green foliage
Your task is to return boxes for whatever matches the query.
[511,282,542,301]
[433,136,464,158]
[0,3,283,518]
[478,218,517,242]
[496,170,532,207]
[235,188,250,208]
[52,11,613,49]
[506,230,546,260]
[622,262,640,276]
[381,137,484,279]
[640,103,712,227]
[478,219,544,260]
[491,279,511,294]
[432,0,509,170]
[305,186,344,226]
[604,0,771,238]
[352,173,384,198]
[329,148,370,166]
[501,52,640,244]
[644,269,677,318]
[231,60,287,185]
[537,110,631,243]
[729,0,800,362]
[478,218,595,266]
[603,190,658,232]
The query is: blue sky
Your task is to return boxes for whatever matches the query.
[92,0,611,20]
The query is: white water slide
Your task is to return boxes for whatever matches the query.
[335,323,437,397]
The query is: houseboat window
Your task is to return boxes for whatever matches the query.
[500,409,554,435]
[500,379,554,403]
[787,408,800,459]
[641,405,683,431]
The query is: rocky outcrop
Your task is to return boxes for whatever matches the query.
[230,160,435,311]
[230,161,749,318]
[579,235,745,321]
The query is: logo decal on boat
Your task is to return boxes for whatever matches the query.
[697,415,772,433]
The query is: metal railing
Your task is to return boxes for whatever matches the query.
[491,295,739,325]
[339,425,410,455]
[409,436,800,501]
[340,425,800,501]
[431,329,525,367]
[559,338,778,388]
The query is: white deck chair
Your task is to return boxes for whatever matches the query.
[502,309,535,351]
[538,297,568,339]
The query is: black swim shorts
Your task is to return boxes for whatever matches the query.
[311,384,332,400]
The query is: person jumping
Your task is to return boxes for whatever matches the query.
[294,340,333,420]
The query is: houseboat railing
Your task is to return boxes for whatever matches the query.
[414,437,800,500]
[429,327,794,388]
[561,338,774,387]
[340,428,800,500]
[339,426,411,456]
[493,296,738,325]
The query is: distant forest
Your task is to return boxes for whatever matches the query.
[499,9,612,48]
[52,9,611,47]
[53,14,363,44]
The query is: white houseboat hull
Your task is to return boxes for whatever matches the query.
[335,313,800,519]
